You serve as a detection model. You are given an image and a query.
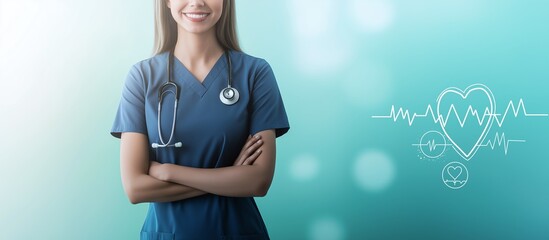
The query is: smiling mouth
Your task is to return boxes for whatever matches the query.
[184,13,210,22]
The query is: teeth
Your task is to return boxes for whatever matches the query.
[185,13,208,19]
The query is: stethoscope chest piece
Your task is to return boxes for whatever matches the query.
[220,87,239,105]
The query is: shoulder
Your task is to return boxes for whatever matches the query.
[122,52,168,90]
[129,52,169,75]
[229,51,272,72]
[231,51,279,91]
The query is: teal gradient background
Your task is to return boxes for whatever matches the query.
[1,0,548,239]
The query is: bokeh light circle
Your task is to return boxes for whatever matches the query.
[354,150,395,192]
[309,217,345,240]
[290,154,319,181]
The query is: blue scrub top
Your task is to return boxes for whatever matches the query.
[111,51,289,240]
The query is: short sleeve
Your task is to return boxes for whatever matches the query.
[249,60,290,138]
[110,66,148,138]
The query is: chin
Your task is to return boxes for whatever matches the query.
[180,24,215,35]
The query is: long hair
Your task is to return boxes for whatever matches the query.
[153,0,241,55]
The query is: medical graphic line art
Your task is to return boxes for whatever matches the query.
[436,84,496,160]
[442,161,468,189]
[413,130,448,159]
[479,132,525,155]
[412,140,453,151]
[444,180,467,186]
[492,99,549,127]
[373,83,548,189]
[372,99,548,127]
[413,132,525,156]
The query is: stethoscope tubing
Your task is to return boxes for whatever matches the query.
[152,50,239,149]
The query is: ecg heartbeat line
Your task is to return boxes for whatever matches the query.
[372,99,548,127]
[412,140,452,151]
[479,132,525,155]
[412,132,524,155]
[491,99,548,126]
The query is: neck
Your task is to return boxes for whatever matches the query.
[173,27,224,66]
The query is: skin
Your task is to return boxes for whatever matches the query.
[169,0,224,82]
[120,0,278,204]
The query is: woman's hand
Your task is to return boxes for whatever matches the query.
[149,161,171,181]
[233,135,263,166]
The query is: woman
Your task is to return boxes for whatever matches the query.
[110,0,289,239]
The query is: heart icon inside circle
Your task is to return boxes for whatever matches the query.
[447,166,462,180]
[436,84,496,160]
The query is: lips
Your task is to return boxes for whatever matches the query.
[183,12,210,22]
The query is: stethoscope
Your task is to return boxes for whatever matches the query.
[151,51,239,149]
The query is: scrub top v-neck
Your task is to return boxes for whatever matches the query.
[172,53,223,98]
[111,50,290,240]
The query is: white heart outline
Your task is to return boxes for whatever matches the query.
[447,166,462,180]
[436,84,496,160]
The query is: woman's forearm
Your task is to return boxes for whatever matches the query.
[164,165,272,197]
[125,174,206,204]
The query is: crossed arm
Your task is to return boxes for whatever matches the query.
[119,130,276,204]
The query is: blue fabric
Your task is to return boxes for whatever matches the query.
[111,51,289,240]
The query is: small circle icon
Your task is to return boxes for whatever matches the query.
[415,130,448,159]
[442,161,468,189]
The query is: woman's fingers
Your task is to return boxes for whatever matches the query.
[243,135,258,150]
[246,139,262,155]
[241,139,263,165]
[234,135,263,166]
[242,149,262,165]
[238,138,263,165]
